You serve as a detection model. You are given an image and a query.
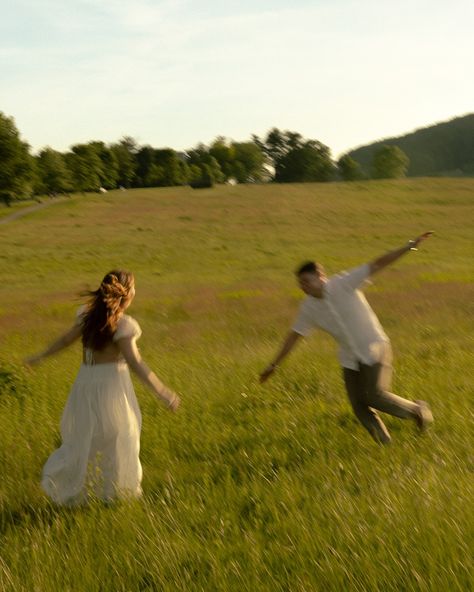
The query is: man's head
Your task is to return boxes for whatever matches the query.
[295,261,327,298]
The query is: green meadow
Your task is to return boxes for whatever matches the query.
[0,179,473,591]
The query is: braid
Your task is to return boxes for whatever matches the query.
[81,270,134,350]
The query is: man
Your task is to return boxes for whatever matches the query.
[260,232,434,444]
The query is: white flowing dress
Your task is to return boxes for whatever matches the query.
[42,313,143,505]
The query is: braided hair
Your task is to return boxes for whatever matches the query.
[81,270,135,350]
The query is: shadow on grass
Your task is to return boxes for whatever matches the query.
[0,502,59,534]
[0,497,121,535]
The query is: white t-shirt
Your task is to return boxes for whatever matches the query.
[292,264,389,370]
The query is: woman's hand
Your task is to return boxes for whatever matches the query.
[24,354,43,367]
[165,393,181,412]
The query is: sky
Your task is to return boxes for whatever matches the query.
[1,0,473,158]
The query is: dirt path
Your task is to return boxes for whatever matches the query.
[0,198,68,226]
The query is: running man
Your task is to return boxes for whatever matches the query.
[260,232,434,444]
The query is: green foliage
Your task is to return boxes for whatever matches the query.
[187,145,224,186]
[153,149,189,187]
[88,141,120,189]
[254,128,335,182]
[110,137,138,188]
[135,145,155,187]
[0,112,34,204]
[232,141,266,183]
[337,154,365,181]
[209,137,236,181]
[209,138,267,183]
[66,144,104,192]
[348,113,474,177]
[277,140,335,182]
[34,148,73,195]
[135,147,189,188]
[189,164,215,188]
[0,360,30,402]
[372,145,409,179]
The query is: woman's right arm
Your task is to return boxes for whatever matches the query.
[25,324,82,366]
[117,337,180,411]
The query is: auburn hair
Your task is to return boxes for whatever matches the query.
[80,270,135,351]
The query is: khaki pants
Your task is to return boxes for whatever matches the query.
[342,342,418,444]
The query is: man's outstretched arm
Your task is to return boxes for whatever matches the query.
[259,331,302,383]
[369,231,434,275]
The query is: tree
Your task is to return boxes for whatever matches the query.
[88,142,119,189]
[209,137,236,181]
[276,140,334,183]
[186,145,225,185]
[232,142,266,183]
[135,146,155,187]
[66,144,104,192]
[253,128,334,183]
[151,149,189,186]
[135,147,189,187]
[337,154,364,181]
[110,137,138,188]
[35,148,73,195]
[372,145,410,179]
[188,164,215,189]
[253,128,290,169]
[0,112,34,204]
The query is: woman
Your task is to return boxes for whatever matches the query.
[25,270,180,505]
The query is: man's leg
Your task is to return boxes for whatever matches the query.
[359,342,419,420]
[342,367,391,444]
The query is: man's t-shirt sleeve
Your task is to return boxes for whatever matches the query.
[337,263,371,290]
[292,299,315,336]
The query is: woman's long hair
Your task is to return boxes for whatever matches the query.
[81,270,135,351]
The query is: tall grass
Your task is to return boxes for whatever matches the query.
[0,179,473,591]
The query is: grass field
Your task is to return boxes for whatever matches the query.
[0,179,473,591]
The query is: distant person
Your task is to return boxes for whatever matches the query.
[260,233,434,444]
[25,270,180,505]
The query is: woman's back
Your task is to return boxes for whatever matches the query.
[81,313,142,365]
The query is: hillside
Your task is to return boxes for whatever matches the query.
[348,113,474,177]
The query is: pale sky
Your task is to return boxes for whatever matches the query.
[1,0,473,158]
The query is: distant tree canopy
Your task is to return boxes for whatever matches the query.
[348,114,474,177]
[66,144,105,193]
[110,137,138,188]
[253,128,334,182]
[337,155,364,181]
[0,112,34,204]
[35,148,73,195]
[135,147,189,187]
[372,145,409,179]
[186,145,225,188]
[1,110,473,202]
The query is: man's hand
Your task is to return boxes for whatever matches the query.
[411,230,434,249]
[370,231,435,274]
[259,364,276,384]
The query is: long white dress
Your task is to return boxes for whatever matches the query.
[42,314,143,505]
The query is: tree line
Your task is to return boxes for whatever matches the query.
[348,113,474,178]
[1,111,413,204]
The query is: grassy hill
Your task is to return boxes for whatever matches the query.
[0,180,473,591]
[348,114,474,178]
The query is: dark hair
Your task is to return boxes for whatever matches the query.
[296,261,321,276]
[80,270,134,351]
